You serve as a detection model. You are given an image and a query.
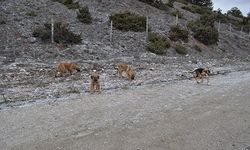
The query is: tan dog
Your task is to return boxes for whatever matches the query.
[90,70,100,93]
[55,62,81,77]
[193,67,210,85]
[117,63,135,80]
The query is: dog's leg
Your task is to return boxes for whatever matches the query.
[201,76,204,83]
[117,68,122,77]
[90,82,94,94]
[96,82,100,92]
[206,75,209,85]
[195,77,200,84]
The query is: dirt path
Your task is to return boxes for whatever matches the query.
[0,71,250,150]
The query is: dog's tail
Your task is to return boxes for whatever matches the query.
[188,70,195,73]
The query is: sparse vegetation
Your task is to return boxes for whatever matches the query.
[168,0,176,7]
[177,0,188,5]
[33,21,82,44]
[0,14,6,24]
[227,7,243,18]
[181,5,211,15]
[138,0,169,10]
[147,32,171,55]
[188,14,219,45]
[194,44,202,52]
[110,11,146,32]
[169,25,189,42]
[175,43,187,55]
[189,0,213,9]
[52,0,80,9]
[25,11,37,17]
[77,6,92,24]
[67,87,80,94]
[171,9,183,18]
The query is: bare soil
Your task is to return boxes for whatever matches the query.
[0,71,250,150]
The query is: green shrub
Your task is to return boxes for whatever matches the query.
[194,44,202,52]
[147,32,171,55]
[193,25,219,45]
[77,6,92,24]
[199,14,216,27]
[169,25,189,42]
[175,43,187,55]
[138,0,169,11]
[52,0,80,9]
[171,9,184,18]
[188,14,219,45]
[181,6,192,12]
[181,5,211,15]
[110,11,146,32]
[33,21,82,44]
[177,0,188,5]
[26,11,37,17]
[168,0,176,7]
[0,15,6,24]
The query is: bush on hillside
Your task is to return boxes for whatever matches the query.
[147,32,171,55]
[193,25,218,45]
[177,0,188,5]
[52,0,80,9]
[25,11,37,17]
[227,7,243,18]
[33,21,82,44]
[181,5,211,15]
[0,15,6,24]
[138,0,169,11]
[199,14,216,27]
[175,43,187,55]
[194,44,202,52]
[171,9,184,18]
[169,25,189,42]
[110,11,146,32]
[77,6,92,24]
[188,14,218,45]
[168,0,176,7]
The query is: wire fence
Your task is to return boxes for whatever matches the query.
[50,14,250,44]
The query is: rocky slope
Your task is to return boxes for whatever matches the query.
[0,0,250,108]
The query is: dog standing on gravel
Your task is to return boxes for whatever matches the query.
[55,62,81,77]
[116,63,135,81]
[90,70,101,94]
[192,67,210,85]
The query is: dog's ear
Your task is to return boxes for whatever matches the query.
[91,75,94,79]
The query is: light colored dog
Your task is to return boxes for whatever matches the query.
[116,63,135,80]
[55,62,80,77]
[90,70,100,93]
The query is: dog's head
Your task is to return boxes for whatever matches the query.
[130,73,135,80]
[203,68,210,74]
[91,71,100,82]
[72,63,81,72]
[128,68,135,80]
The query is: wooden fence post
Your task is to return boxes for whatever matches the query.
[218,21,221,32]
[229,23,232,33]
[241,26,243,36]
[146,16,149,42]
[175,14,178,25]
[110,20,113,42]
[51,18,54,43]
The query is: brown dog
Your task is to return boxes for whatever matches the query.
[116,63,135,80]
[55,62,81,77]
[193,67,210,85]
[90,70,100,93]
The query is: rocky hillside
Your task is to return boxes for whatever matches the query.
[0,0,250,108]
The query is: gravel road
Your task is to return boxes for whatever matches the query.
[0,71,250,150]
